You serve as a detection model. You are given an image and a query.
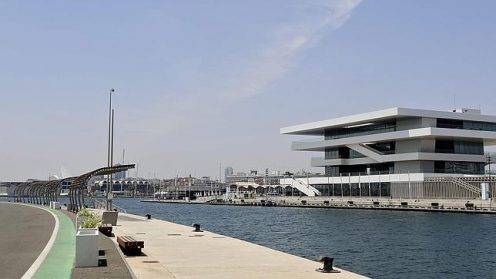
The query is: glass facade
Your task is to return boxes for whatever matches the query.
[325,163,394,176]
[437,118,496,132]
[316,117,494,177]
[325,147,366,159]
[321,118,496,142]
[435,140,484,155]
[434,161,485,174]
[367,141,396,154]
[325,121,396,140]
[314,183,390,197]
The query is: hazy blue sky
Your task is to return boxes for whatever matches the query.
[1,0,495,181]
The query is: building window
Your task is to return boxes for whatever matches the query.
[437,118,496,132]
[325,121,396,140]
[434,161,485,174]
[435,140,483,155]
[325,147,365,159]
[366,142,396,154]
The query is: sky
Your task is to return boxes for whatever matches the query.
[1,0,495,181]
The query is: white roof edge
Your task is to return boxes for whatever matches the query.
[280,107,400,135]
[281,107,496,135]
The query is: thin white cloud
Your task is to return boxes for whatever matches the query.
[125,0,362,134]
[223,0,363,100]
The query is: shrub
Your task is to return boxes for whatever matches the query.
[77,208,92,218]
[80,215,102,228]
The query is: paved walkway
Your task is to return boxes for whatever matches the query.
[110,212,368,279]
[0,203,54,279]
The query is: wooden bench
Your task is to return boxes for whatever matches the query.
[117,236,144,255]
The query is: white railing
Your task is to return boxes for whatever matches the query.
[196,195,222,203]
[450,177,481,195]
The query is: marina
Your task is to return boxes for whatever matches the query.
[113,198,496,279]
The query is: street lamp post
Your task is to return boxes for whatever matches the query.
[107,88,115,211]
[487,154,493,202]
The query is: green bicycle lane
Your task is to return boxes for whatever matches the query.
[33,207,75,279]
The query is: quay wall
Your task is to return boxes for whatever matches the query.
[212,197,496,214]
[142,197,496,214]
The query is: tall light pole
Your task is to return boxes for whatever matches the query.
[487,153,493,200]
[107,88,115,210]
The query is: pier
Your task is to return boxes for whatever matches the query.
[108,211,367,278]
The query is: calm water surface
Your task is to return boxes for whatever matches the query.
[109,199,496,279]
[5,197,492,278]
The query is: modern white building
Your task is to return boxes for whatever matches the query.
[280,107,496,199]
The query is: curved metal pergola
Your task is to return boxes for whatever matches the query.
[68,164,135,212]
[13,164,135,212]
[13,182,28,202]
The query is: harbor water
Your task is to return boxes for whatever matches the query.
[111,199,496,279]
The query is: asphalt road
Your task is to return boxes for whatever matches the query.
[0,203,54,279]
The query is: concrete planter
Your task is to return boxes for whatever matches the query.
[76,228,99,267]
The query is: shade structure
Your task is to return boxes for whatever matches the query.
[68,164,135,212]
[14,164,135,212]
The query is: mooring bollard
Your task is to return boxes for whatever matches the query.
[192,223,203,232]
[146,214,151,220]
[316,257,340,273]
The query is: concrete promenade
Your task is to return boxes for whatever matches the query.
[0,203,54,279]
[109,211,367,279]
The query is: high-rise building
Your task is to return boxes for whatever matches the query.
[113,163,127,180]
[224,167,233,181]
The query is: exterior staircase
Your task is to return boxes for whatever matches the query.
[450,177,481,196]
[346,144,385,162]
[291,178,321,197]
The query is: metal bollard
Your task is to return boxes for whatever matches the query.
[146,214,152,220]
[316,257,340,273]
[192,223,203,232]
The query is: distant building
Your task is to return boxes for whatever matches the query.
[113,164,127,180]
[225,169,285,185]
[224,167,233,182]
